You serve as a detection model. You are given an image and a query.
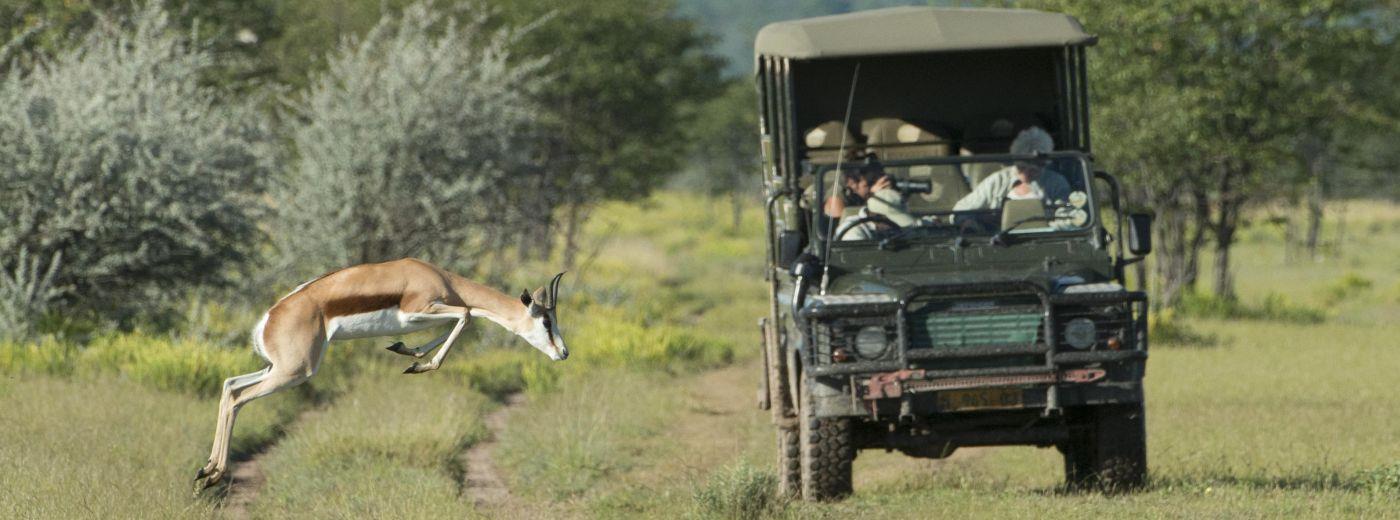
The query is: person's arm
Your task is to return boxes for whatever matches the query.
[866,177,915,227]
[953,170,1003,211]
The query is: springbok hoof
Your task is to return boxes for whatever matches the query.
[403,362,431,374]
[193,468,224,495]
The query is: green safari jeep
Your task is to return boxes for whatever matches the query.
[753,7,1156,501]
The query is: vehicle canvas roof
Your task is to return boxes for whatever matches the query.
[754,7,1095,61]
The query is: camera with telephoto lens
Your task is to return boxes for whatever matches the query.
[893,179,932,194]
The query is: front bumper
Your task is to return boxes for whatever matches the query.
[799,282,1148,419]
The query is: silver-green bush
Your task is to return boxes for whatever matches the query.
[0,3,276,327]
[273,1,548,275]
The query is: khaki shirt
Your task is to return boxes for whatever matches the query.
[953,166,1072,211]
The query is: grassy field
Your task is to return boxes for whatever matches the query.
[2,195,1397,518]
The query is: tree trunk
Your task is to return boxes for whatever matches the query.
[730,189,743,232]
[1211,185,1241,301]
[1301,137,1327,261]
[562,202,590,270]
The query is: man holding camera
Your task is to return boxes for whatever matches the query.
[822,160,915,240]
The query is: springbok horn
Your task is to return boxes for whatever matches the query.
[548,271,565,309]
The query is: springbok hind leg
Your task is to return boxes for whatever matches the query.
[195,366,311,492]
[195,368,269,489]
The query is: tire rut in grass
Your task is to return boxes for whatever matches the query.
[217,407,320,520]
[460,392,525,510]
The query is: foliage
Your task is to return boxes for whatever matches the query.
[0,249,63,340]
[678,79,762,229]
[272,0,547,274]
[1148,310,1218,348]
[1318,272,1373,305]
[1360,463,1400,496]
[1030,0,1395,302]
[483,0,725,261]
[691,462,787,520]
[1178,291,1326,324]
[0,3,277,328]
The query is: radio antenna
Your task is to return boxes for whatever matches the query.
[819,62,860,295]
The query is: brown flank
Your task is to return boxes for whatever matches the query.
[323,293,402,318]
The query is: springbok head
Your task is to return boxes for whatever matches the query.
[519,271,568,361]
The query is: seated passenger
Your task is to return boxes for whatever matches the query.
[953,126,1071,211]
[823,161,914,240]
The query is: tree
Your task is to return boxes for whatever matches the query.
[486,0,725,263]
[1032,0,1393,302]
[684,79,761,231]
[271,1,547,276]
[0,3,277,328]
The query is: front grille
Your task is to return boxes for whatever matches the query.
[813,315,900,362]
[907,296,1044,350]
[1055,304,1130,348]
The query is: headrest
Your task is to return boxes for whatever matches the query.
[805,121,855,149]
[804,121,858,165]
[861,118,950,160]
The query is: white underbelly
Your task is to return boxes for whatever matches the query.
[329,307,434,340]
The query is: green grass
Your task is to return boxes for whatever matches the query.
[251,361,490,518]
[0,376,293,518]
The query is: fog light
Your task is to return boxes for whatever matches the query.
[1106,337,1122,350]
[832,348,852,363]
[853,326,889,359]
[1064,318,1096,349]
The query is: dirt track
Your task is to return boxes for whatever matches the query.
[462,393,526,509]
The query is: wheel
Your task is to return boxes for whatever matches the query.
[1062,403,1147,492]
[798,379,853,501]
[776,426,801,498]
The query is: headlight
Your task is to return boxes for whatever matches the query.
[853,326,890,359]
[1064,318,1096,349]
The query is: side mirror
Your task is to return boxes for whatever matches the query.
[1128,213,1153,256]
[775,230,804,269]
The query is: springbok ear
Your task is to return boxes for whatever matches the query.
[520,290,532,307]
[531,287,549,309]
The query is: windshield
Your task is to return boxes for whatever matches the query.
[811,152,1097,244]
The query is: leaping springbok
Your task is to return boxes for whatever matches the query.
[193,258,568,491]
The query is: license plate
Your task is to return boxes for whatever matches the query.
[936,387,1023,412]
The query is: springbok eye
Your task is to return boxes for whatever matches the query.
[542,316,552,331]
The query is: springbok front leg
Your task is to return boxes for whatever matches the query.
[385,329,451,358]
[403,303,470,374]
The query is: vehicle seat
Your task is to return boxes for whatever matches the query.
[961,147,1004,188]
[801,122,859,210]
[861,118,966,212]
[804,121,858,165]
[1000,198,1049,231]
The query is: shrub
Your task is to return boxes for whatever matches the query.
[1359,463,1400,495]
[76,332,262,398]
[272,0,548,275]
[691,462,786,520]
[1179,291,1326,324]
[0,336,75,377]
[1149,309,1218,347]
[0,3,277,327]
[1319,272,1373,305]
[0,249,63,340]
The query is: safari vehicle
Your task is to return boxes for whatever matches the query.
[753,8,1155,500]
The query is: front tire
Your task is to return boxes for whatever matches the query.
[776,426,801,497]
[1062,403,1147,491]
[799,380,853,501]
